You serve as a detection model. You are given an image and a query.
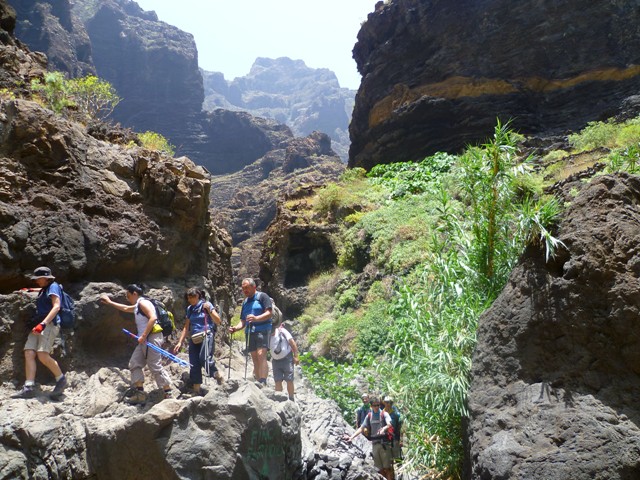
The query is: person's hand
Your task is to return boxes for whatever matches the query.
[229,326,236,333]
[342,434,352,443]
[172,342,182,354]
[138,334,146,345]
[32,322,46,335]
[293,354,300,365]
[99,293,111,304]
[246,314,256,322]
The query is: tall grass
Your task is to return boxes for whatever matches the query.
[301,122,563,479]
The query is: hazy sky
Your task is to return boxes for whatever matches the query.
[134,0,376,90]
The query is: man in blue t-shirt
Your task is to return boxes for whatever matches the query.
[14,267,68,399]
[229,278,273,385]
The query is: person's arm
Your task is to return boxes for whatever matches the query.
[32,292,61,334]
[137,299,157,344]
[379,411,392,436]
[204,302,221,326]
[245,293,272,324]
[100,294,135,313]
[229,318,246,333]
[173,318,190,353]
[288,336,300,365]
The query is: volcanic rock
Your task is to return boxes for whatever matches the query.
[350,0,640,170]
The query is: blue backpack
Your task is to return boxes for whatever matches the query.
[47,284,75,329]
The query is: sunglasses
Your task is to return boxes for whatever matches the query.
[370,403,380,407]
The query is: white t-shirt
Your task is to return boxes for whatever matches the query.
[270,326,293,360]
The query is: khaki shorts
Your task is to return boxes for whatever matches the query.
[24,323,60,353]
[372,442,393,470]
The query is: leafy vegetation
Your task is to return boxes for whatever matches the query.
[30,72,121,121]
[137,131,176,155]
[300,121,564,479]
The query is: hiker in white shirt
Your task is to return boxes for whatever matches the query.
[269,324,299,401]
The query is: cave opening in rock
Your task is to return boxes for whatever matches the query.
[283,234,336,288]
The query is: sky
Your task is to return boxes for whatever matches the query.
[133,0,377,90]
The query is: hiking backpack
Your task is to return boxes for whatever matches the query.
[270,298,283,329]
[41,284,75,329]
[366,410,394,442]
[140,297,175,337]
[58,285,76,329]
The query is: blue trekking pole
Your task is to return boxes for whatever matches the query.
[122,328,191,368]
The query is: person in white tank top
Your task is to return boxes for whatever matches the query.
[100,283,172,404]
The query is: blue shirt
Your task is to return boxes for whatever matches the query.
[241,292,272,333]
[186,300,216,335]
[37,282,62,325]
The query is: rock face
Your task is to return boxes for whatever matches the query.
[350,0,640,170]
[467,174,640,479]
[203,57,356,162]
[10,1,351,175]
[11,0,94,77]
[210,131,344,285]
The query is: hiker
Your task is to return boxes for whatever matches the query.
[383,395,404,463]
[355,392,371,428]
[14,267,68,399]
[346,396,395,480]
[229,278,273,385]
[269,324,299,401]
[100,284,172,404]
[172,287,223,394]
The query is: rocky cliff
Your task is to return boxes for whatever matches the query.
[9,0,351,176]
[210,131,344,285]
[11,0,94,77]
[350,0,640,170]
[0,4,378,478]
[467,173,640,479]
[203,57,356,162]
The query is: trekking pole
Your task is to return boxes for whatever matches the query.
[122,329,191,367]
[228,329,233,380]
[244,323,251,380]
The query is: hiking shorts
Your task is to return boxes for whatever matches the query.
[24,323,60,353]
[247,330,270,352]
[272,352,294,382]
[372,442,393,470]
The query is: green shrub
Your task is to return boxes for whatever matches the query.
[30,72,120,122]
[138,131,175,155]
[67,75,121,121]
[569,119,618,151]
[31,72,72,114]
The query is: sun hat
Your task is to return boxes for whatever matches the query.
[31,266,55,280]
[383,395,393,403]
[361,393,369,399]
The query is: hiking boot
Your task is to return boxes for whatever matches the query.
[125,390,147,405]
[51,375,67,396]
[13,385,35,399]
[214,372,224,385]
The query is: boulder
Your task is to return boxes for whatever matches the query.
[467,173,640,479]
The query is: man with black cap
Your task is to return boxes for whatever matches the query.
[14,267,68,399]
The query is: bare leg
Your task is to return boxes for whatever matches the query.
[275,380,283,391]
[25,349,37,381]
[35,351,62,378]
[286,380,294,398]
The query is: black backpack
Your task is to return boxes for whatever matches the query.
[139,297,175,337]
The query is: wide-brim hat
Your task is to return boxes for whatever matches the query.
[31,266,55,280]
